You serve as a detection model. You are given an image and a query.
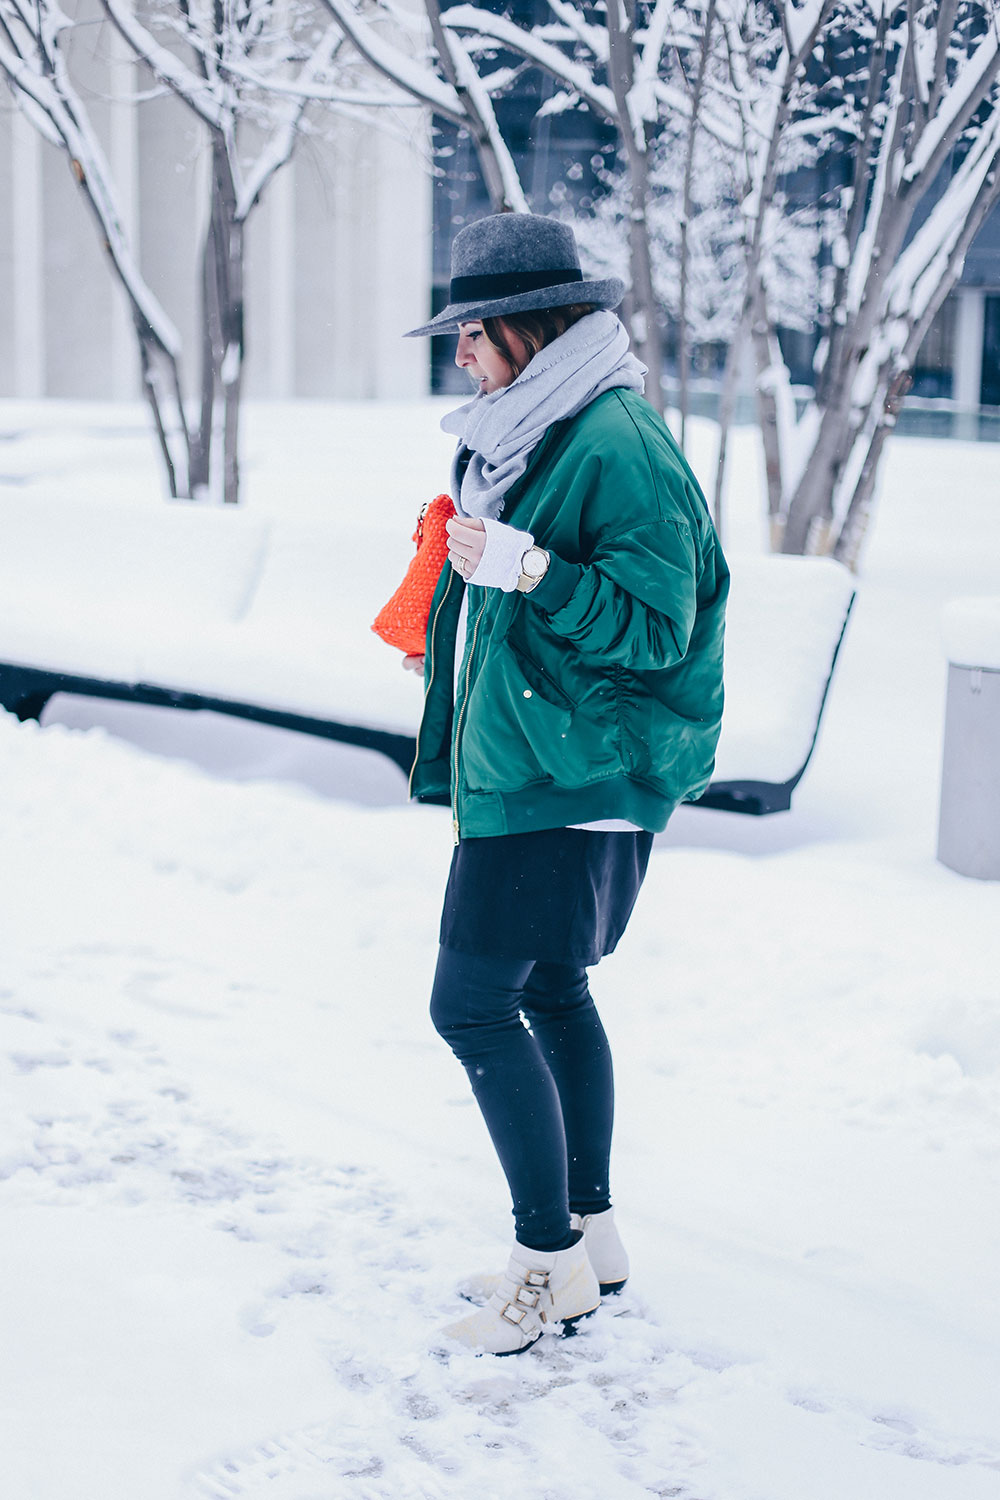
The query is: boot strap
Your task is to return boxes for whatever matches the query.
[499,1301,531,1326]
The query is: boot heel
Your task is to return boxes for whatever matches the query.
[570,1208,629,1292]
[558,1303,600,1337]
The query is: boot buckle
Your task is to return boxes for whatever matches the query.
[499,1301,529,1326]
[524,1269,550,1288]
[512,1285,541,1309]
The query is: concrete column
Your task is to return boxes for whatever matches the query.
[11,111,45,397]
[267,164,296,398]
[330,120,365,397]
[953,288,985,407]
[370,112,432,398]
[139,98,205,402]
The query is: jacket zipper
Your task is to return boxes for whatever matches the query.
[407,568,456,801]
[451,592,488,843]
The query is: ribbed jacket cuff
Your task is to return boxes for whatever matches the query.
[528,550,582,614]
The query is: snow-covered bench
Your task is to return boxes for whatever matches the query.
[0,496,855,815]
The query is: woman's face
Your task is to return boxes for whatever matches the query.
[455,320,527,394]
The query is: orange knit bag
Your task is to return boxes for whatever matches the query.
[371,494,457,655]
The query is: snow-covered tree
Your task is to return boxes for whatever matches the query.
[694,0,844,541]
[0,0,192,494]
[7,0,997,549]
[564,1,1000,562]
[102,0,361,502]
[766,1,1000,563]
[0,0,400,502]
[569,54,825,454]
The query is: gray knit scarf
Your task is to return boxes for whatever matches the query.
[440,310,646,520]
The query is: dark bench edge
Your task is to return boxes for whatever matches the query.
[0,595,855,816]
[0,664,417,778]
[690,587,856,816]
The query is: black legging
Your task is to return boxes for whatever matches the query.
[430,946,614,1251]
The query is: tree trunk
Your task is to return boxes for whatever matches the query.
[605,3,663,414]
[193,138,245,503]
[779,374,858,554]
[678,0,717,451]
[712,315,747,543]
[192,209,218,498]
[752,324,785,540]
[832,367,911,569]
[625,165,664,414]
[137,333,193,499]
[221,210,245,507]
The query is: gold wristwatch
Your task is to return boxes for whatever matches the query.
[515,545,550,593]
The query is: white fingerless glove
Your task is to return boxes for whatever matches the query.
[467,518,535,592]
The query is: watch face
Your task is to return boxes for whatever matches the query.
[523,548,547,577]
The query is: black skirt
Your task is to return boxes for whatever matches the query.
[439,827,654,966]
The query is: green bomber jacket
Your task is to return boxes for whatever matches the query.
[408,387,729,840]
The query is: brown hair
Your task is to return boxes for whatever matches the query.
[481,303,596,381]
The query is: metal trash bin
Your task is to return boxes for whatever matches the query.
[937,598,1000,880]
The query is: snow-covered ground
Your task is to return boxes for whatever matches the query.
[1,400,999,1500]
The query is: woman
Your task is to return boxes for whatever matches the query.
[404,213,728,1355]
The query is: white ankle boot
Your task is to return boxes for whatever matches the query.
[457,1207,629,1306]
[572,1207,629,1295]
[441,1235,600,1355]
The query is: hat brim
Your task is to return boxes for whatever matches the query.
[403,276,626,338]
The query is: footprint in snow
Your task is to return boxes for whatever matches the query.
[862,1408,1000,1471]
[123,968,226,1021]
[787,1388,1000,1475]
[191,1426,387,1500]
[0,1000,41,1021]
[7,1050,72,1073]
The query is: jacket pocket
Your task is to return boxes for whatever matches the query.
[461,648,573,792]
[505,639,576,711]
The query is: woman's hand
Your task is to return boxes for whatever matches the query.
[446,515,486,581]
[402,654,425,676]
[447,515,539,592]
[448,516,537,592]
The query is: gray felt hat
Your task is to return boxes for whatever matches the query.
[404,213,625,338]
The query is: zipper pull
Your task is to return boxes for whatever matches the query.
[452,817,460,845]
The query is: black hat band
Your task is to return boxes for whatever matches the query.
[449,267,583,303]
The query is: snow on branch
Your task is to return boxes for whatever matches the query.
[0,29,62,146]
[101,0,225,130]
[442,4,618,120]
[903,23,1000,185]
[633,0,678,109]
[317,0,466,121]
[542,0,608,61]
[217,58,416,110]
[889,106,1000,321]
[782,0,836,59]
[448,35,529,211]
[843,79,899,318]
[236,21,346,220]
